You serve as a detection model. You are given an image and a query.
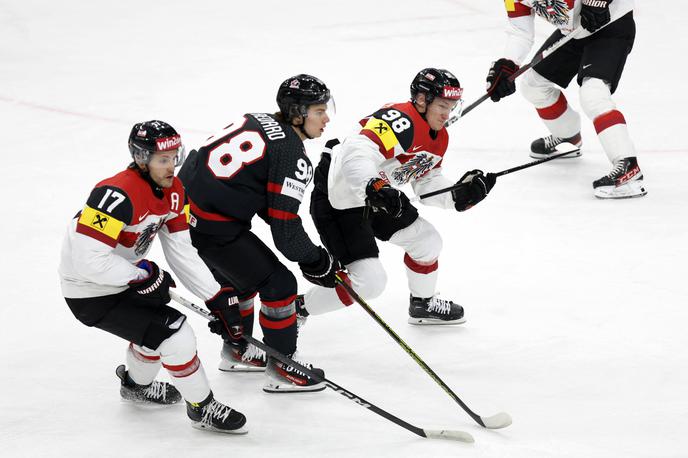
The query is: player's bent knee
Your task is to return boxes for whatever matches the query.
[156,321,198,362]
[260,263,298,300]
[579,77,615,120]
[520,70,560,107]
[347,258,387,299]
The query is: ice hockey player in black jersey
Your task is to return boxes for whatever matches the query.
[297,68,496,326]
[59,120,247,433]
[178,75,339,392]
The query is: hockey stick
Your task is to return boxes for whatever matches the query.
[169,290,474,443]
[335,274,511,430]
[445,26,585,127]
[412,147,579,202]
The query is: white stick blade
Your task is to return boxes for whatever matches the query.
[424,429,474,443]
[481,412,512,429]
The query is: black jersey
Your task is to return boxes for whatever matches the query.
[178,113,319,264]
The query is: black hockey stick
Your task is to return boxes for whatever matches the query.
[412,147,579,202]
[445,27,585,127]
[169,291,474,443]
[334,274,511,430]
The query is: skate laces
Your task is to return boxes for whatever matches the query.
[142,381,167,401]
[607,159,628,179]
[242,343,266,363]
[428,297,452,315]
[202,399,233,424]
[280,358,313,378]
[543,135,561,149]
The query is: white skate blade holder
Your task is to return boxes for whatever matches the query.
[594,179,647,199]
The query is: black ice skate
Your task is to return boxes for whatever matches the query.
[218,341,266,372]
[186,392,247,434]
[408,295,466,325]
[116,364,182,405]
[530,133,582,159]
[263,356,326,393]
[592,156,647,199]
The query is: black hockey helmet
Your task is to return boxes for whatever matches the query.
[277,74,331,123]
[410,68,463,105]
[128,120,185,167]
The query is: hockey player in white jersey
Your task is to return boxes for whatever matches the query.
[297,68,497,326]
[58,120,247,434]
[487,0,645,199]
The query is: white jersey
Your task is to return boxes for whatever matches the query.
[59,167,221,299]
[503,0,635,64]
[328,101,456,211]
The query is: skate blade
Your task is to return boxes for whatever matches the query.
[218,360,266,372]
[119,397,182,407]
[262,381,326,393]
[192,422,248,435]
[594,180,647,199]
[529,144,582,160]
[407,317,467,325]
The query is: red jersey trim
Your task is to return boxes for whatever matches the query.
[267,208,298,220]
[267,182,282,193]
[75,223,118,248]
[188,198,236,222]
[508,3,532,18]
[165,214,188,233]
[361,129,394,159]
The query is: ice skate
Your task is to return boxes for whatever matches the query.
[186,392,247,434]
[593,156,647,199]
[218,342,266,372]
[408,295,466,325]
[530,133,582,159]
[263,356,326,393]
[116,364,182,405]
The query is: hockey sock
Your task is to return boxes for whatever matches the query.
[593,110,636,163]
[580,77,637,163]
[404,253,439,298]
[259,295,297,356]
[126,343,162,385]
[238,294,256,335]
[535,92,582,140]
[522,70,581,140]
[157,321,211,403]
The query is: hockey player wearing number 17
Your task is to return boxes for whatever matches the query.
[487,0,645,199]
[299,68,496,325]
[58,121,247,434]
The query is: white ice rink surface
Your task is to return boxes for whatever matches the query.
[1,1,687,457]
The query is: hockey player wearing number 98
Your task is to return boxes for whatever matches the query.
[177,74,340,392]
[298,68,496,325]
[487,0,645,199]
[58,120,247,434]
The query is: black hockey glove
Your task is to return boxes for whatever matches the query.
[486,58,519,102]
[580,0,612,33]
[205,288,243,343]
[452,170,496,212]
[299,247,341,288]
[365,178,411,218]
[128,260,176,306]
